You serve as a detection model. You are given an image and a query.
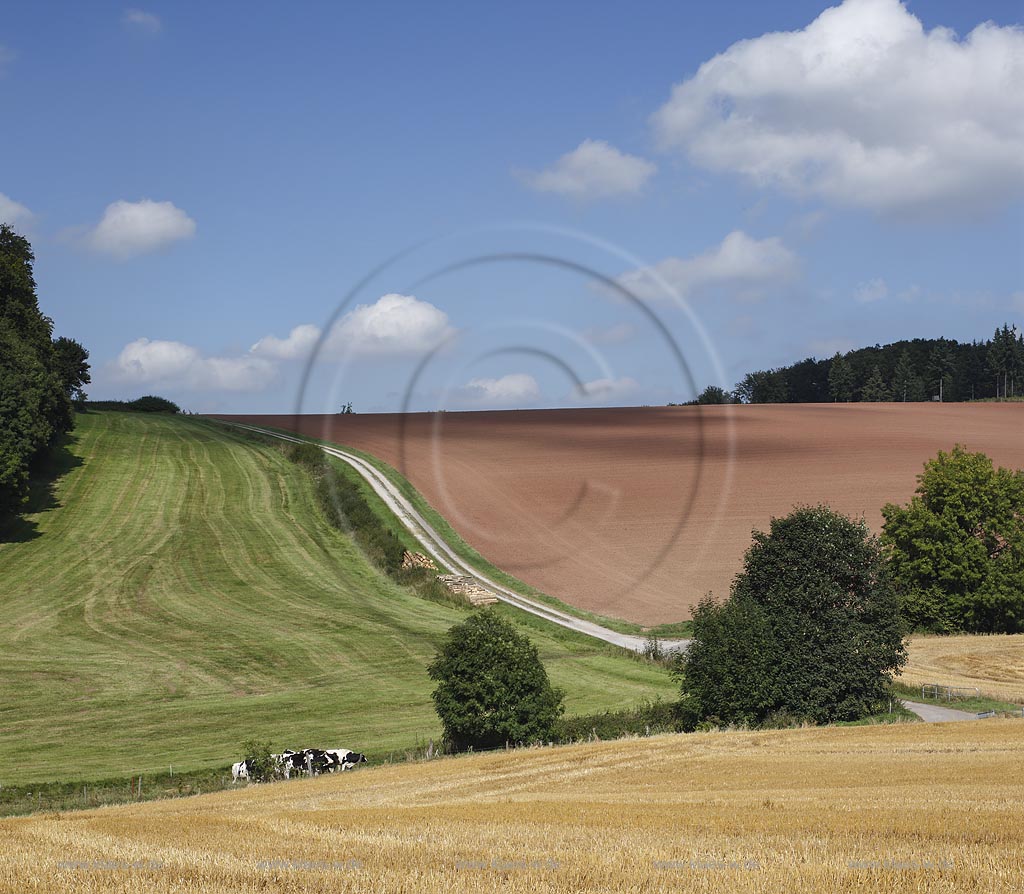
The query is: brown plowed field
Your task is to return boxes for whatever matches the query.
[218,404,1024,625]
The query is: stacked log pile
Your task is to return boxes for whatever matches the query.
[401,551,438,571]
[436,574,499,606]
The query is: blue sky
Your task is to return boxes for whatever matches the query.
[3,0,1022,413]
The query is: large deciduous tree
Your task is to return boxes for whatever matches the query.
[882,446,1024,633]
[676,506,906,726]
[428,611,564,751]
[0,225,85,521]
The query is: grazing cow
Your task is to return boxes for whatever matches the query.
[273,750,302,779]
[324,749,368,771]
[231,760,250,783]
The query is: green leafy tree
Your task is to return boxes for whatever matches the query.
[676,506,906,726]
[882,446,1024,633]
[428,611,565,751]
[859,365,891,402]
[828,353,855,402]
[52,337,91,404]
[0,225,74,519]
[696,385,731,405]
[734,369,790,404]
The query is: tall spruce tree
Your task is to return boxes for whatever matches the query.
[828,353,855,402]
[860,365,891,402]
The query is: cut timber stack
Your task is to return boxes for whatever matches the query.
[401,551,437,571]
[436,574,499,607]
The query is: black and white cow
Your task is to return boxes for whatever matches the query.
[324,748,367,771]
[231,760,250,783]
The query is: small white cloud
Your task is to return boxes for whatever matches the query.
[115,338,275,391]
[854,278,888,304]
[0,192,33,226]
[326,293,455,356]
[575,376,640,403]
[651,0,1024,213]
[617,230,798,302]
[581,322,636,345]
[123,9,162,32]
[459,373,540,407]
[520,139,656,199]
[250,324,321,360]
[88,199,195,258]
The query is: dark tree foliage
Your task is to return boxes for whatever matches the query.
[0,225,83,520]
[52,337,91,404]
[828,353,855,401]
[696,385,731,405]
[882,446,1024,633]
[859,365,891,402]
[428,611,565,751]
[734,368,790,404]
[676,506,907,726]
[733,330,1018,403]
[87,396,181,413]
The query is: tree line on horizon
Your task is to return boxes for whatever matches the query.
[700,327,1023,405]
[0,225,90,527]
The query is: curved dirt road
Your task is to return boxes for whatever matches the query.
[217,420,689,655]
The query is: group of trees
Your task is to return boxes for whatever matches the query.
[732,328,1022,404]
[429,445,1022,741]
[678,507,906,726]
[1,225,89,523]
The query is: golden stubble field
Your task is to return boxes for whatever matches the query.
[2,721,1021,893]
[901,634,1024,702]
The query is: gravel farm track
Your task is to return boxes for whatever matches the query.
[219,403,1024,626]
[218,420,681,654]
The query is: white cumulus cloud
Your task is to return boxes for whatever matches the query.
[854,278,888,303]
[616,230,798,302]
[521,139,656,199]
[123,9,162,32]
[0,192,33,226]
[115,338,275,391]
[88,199,196,258]
[250,324,321,360]
[459,373,540,407]
[651,0,1024,213]
[325,293,455,356]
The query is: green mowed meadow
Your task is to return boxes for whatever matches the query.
[0,412,674,784]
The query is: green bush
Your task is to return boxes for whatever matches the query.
[552,699,683,742]
[240,738,276,782]
[428,611,565,752]
[676,505,907,726]
[287,442,325,469]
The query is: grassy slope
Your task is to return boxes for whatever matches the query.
[0,413,674,784]
[231,421,692,637]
